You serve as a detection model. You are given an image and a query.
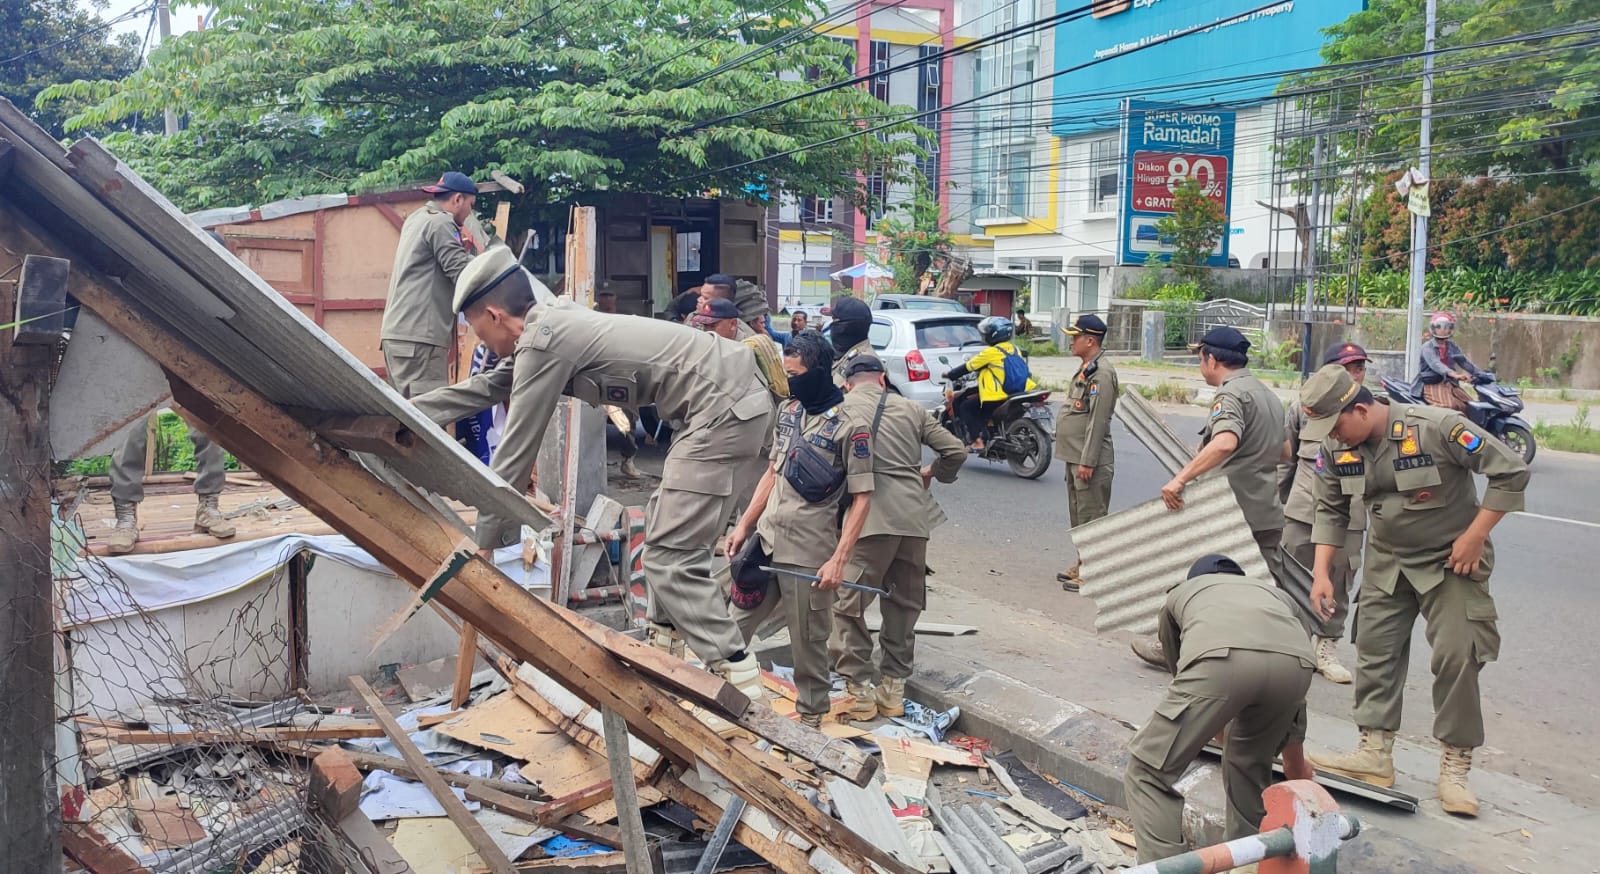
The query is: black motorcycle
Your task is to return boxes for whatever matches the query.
[1380,365,1536,464]
[938,374,1054,479]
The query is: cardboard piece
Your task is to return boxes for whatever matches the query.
[436,692,612,799]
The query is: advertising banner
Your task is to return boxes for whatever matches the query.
[1120,99,1236,267]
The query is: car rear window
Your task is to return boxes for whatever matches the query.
[915,319,982,349]
[901,298,967,312]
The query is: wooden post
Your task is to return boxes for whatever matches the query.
[451,624,478,710]
[552,205,597,604]
[601,708,652,874]
[0,233,65,868]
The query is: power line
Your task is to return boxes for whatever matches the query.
[0,1,156,66]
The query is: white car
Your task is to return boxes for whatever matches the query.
[829,310,987,410]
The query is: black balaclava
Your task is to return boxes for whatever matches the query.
[786,329,844,414]
[829,295,872,356]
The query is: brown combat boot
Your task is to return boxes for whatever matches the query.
[107,500,140,555]
[1057,563,1081,593]
[874,677,907,718]
[1308,728,1396,788]
[1130,637,1166,669]
[194,494,237,539]
[844,681,878,721]
[1439,744,1480,817]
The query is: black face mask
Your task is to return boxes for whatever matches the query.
[787,366,844,415]
[830,319,870,355]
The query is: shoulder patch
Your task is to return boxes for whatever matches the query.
[1209,401,1224,419]
[1390,420,1406,440]
[1448,422,1467,442]
[1455,428,1485,453]
[1089,384,1099,396]
[851,430,871,459]
[1313,449,1324,473]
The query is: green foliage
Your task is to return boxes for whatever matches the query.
[1135,381,1195,404]
[1,0,140,138]
[1152,177,1226,286]
[1253,337,1300,372]
[872,177,951,297]
[1534,404,1600,453]
[1356,266,1600,315]
[60,412,239,477]
[1145,280,1204,349]
[41,0,923,210]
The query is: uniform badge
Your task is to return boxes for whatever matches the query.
[1455,428,1484,453]
[1209,401,1223,419]
[1332,449,1364,477]
[1400,426,1420,457]
[1335,450,1360,464]
[1414,490,1434,503]
[1089,384,1099,396]
[1390,420,1406,440]
[850,430,871,459]
[1313,450,1324,473]
[1073,398,1086,411]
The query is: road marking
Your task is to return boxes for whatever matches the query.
[1514,510,1600,529]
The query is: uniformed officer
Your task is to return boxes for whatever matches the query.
[1279,342,1371,684]
[1124,554,1315,864]
[828,295,875,385]
[411,245,774,704]
[104,416,235,554]
[1053,314,1118,592]
[1299,363,1528,817]
[379,171,478,398]
[828,354,966,720]
[1136,326,1288,667]
[724,331,877,727]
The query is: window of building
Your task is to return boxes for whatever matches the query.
[870,40,891,104]
[1080,259,1101,312]
[1090,138,1120,213]
[800,195,833,225]
[799,265,832,301]
[1035,258,1062,313]
[917,46,943,189]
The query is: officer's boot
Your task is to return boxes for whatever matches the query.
[798,712,824,729]
[1439,743,1480,817]
[1308,727,1395,788]
[875,677,907,719]
[844,681,878,722]
[1313,636,1353,684]
[106,500,140,555]
[646,623,687,660]
[194,494,237,540]
[697,652,768,736]
[619,458,643,479]
[1130,637,1166,669]
[1057,563,1081,593]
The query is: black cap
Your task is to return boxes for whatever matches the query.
[1322,341,1370,366]
[1062,313,1108,337]
[422,171,479,195]
[1189,326,1251,355]
[1187,554,1246,579]
[692,297,741,325]
[842,354,887,378]
[830,295,871,323]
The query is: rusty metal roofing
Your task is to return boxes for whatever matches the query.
[0,100,544,533]
[1075,476,1272,635]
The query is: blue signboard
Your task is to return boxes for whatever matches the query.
[1051,0,1366,137]
[1120,100,1236,267]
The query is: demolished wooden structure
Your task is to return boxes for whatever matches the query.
[0,98,902,874]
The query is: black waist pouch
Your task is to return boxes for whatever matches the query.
[783,440,846,504]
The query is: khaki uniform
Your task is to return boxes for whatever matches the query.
[1313,404,1527,748]
[414,303,772,665]
[832,340,874,387]
[1279,403,1366,638]
[731,331,789,522]
[380,201,474,397]
[1055,353,1118,526]
[1124,573,1315,863]
[110,416,227,504]
[1204,370,1287,581]
[733,397,877,717]
[829,385,966,685]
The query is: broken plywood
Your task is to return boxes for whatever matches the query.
[129,797,206,849]
[436,692,612,799]
[878,737,985,768]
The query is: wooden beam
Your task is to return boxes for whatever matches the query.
[271,743,549,821]
[601,708,652,874]
[62,823,153,874]
[289,409,415,456]
[88,725,386,744]
[351,676,517,874]
[307,748,364,822]
[0,209,909,874]
[452,624,479,711]
[652,770,812,874]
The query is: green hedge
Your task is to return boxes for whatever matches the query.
[1354,268,1600,316]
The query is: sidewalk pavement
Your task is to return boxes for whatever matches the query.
[896,582,1600,874]
[1027,355,1587,428]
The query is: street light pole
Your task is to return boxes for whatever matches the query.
[1403,0,1437,380]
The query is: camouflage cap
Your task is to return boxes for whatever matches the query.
[1299,363,1361,441]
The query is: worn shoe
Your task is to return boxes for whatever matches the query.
[1314,636,1353,684]
[875,677,907,719]
[645,623,687,660]
[1439,744,1480,817]
[194,494,237,539]
[1057,564,1081,593]
[1130,638,1166,669]
[619,458,643,479]
[1308,727,1396,788]
[107,500,140,555]
[844,681,879,721]
[799,712,824,729]
[713,653,767,705]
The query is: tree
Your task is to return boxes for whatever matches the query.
[1,0,140,139]
[41,0,923,210]
[871,178,951,297]
[1153,177,1226,286]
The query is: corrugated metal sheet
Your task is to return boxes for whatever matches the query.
[0,100,545,533]
[1114,390,1191,477]
[1076,476,1270,635]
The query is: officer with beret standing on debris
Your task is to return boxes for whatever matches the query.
[1279,342,1371,684]
[724,331,877,728]
[1134,327,1288,668]
[410,245,774,707]
[380,171,478,398]
[1124,554,1316,864]
[828,295,875,385]
[1298,363,1528,817]
[1053,314,1118,593]
[828,354,966,721]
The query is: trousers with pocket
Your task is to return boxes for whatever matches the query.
[730,563,835,718]
[111,416,227,504]
[1281,519,1363,639]
[1124,650,1313,863]
[1352,566,1499,748]
[382,340,450,399]
[830,534,929,685]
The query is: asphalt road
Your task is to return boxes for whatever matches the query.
[921,401,1600,806]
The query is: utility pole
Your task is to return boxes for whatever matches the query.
[1404,0,1437,380]
[1301,132,1324,378]
[158,0,178,135]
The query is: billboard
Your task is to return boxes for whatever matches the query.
[1051,0,1366,137]
[1120,100,1236,267]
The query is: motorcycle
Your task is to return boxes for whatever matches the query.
[937,374,1055,479]
[1380,362,1536,463]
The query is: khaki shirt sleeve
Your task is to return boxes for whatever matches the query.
[922,409,967,483]
[1205,390,1246,442]
[844,409,877,494]
[1310,439,1353,547]
[1441,416,1529,513]
[427,217,473,283]
[473,351,577,549]
[1080,367,1118,468]
[411,356,516,425]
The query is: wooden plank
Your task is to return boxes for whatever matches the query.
[350,676,517,874]
[516,852,629,873]
[130,797,208,849]
[600,708,652,874]
[453,625,480,710]
[653,770,812,874]
[90,725,385,744]
[61,822,153,874]
[435,693,612,799]
[877,736,985,768]
[1,211,907,874]
[273,743,550,821]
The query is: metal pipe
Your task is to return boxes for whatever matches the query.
[1404,0,1438,381]
[1123,816,1359,874]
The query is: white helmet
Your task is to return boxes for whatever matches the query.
[1429,312,1455,338]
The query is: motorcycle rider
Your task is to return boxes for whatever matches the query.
[942,316,1036,451]
[1419,312,1484,413]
